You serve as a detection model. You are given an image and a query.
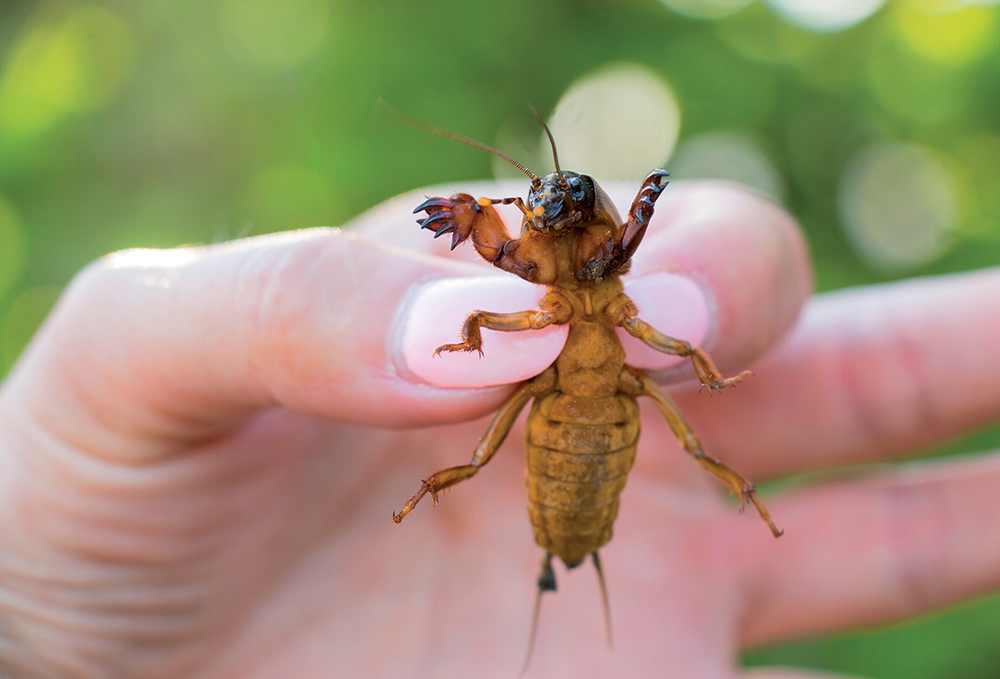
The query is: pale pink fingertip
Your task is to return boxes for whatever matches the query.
[398,277,568,388]
[618,272,710,370]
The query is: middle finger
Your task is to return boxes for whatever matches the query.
[674,267,1000,478]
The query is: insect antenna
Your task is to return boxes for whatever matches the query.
[376,99,540,187]
[592,551,613,649]
[529,105,566,187]
[521,553,556,676]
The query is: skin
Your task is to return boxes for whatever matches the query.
[0,181,999,678]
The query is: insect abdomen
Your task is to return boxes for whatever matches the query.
[525,392,640,567]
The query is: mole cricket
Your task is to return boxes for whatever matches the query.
[389,107,783,665]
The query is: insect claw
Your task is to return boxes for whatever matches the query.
[414,197,451,213]
[434,223,454,238]
[420,212,451,230]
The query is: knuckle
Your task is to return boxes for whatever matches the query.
[250,229,356,377]
[828,322,937,450]
[878,479,952,613]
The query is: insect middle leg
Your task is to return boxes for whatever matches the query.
[392,367,557,524]
[607,294,751,392]
[435,289,572,356]
[621,369,782,537]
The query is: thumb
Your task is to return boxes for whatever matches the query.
[2,228,527,452]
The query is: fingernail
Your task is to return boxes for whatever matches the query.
[618,272,711,370]
[396,272,708,387]
[396,277,568,388]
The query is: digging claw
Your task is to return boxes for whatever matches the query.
[414,194,480,249]
[414,197,452,213]
[419,211,452,230]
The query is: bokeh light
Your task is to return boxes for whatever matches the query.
[837,143,957,271]
[669,131,785,201]
[952,132,1000,241]
[713,4,818,65]
[219,0,332,71]
[866,41,969,124]
[765,0,886,31]
[0,5,133,138]
[547,64,680,181]
[658,0,756,19]
[0,196,25,301]
[891,2,999,65]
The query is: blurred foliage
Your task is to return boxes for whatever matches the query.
[0,0,998,676]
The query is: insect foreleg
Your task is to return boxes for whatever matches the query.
[415,193,516,259]
[607,294,750,393]
[416,194,556,283]
[616,169,670,260]
[435,290,573,356]
[392,367,557,525]
[620,369,783,538]
[585,169,671,280]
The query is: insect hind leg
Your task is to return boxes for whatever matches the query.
[392,367,557,525]
[622,369,783,538]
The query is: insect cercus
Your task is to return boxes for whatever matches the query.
[389,107,782,666]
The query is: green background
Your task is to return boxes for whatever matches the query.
[0,0,998,675]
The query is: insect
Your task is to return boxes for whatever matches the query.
[391,108,783,665]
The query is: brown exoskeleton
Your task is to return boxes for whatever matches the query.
[391,110,782,666]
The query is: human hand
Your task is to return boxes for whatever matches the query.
[0,181,996,679]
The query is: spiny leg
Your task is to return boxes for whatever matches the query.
[592,551,613,649]
[616,169,671,262]
[416,193,559,284]
[414,193,513,256]
[608,295,751,393]
[434,289,572,356]
[393,368,556,524]
[582,170,671,280]
[521,553,556,676]
[622,369,782,537]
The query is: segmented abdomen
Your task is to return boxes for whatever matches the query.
[525,391,640,567]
